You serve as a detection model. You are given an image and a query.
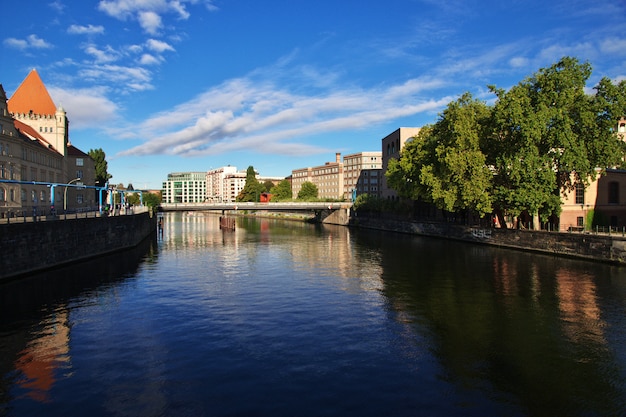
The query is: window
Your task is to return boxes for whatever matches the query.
[609,182,619,204]
[76,170,83,179]
[77,194,84,204]
[577,217,584,227]
[0,188,5,202]
[76,158,84,167]
[575,182,585,205]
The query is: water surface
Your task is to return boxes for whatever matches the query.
[1,212,625,416]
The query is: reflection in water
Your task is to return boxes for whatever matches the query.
[0,234,158,409]
[0,215,625,416]
[370,231,626,416]
[14,310,71,403]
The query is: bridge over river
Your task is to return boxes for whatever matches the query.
[159,202,353,224]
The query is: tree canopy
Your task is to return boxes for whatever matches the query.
[269,179,293,201]
[386,57,626,227]
[88,148,112,186]
[297,181,318,200]
[236,166,265,202]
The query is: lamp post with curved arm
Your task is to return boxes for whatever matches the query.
[64,178,82,214]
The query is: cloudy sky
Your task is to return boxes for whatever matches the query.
[2,0,626,189]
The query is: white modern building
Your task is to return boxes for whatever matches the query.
[162,172,207,203]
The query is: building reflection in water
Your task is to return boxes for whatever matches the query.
[0,234,157,406]
[14,309,71,403]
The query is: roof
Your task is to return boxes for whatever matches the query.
[13,119,58,153]
[7,69,57,115]
[67,144,90,158]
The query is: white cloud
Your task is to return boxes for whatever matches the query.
[68,24,105,35]
[96,0,206,33]
[116,73,448,158]
[78,64,153,91]
[138,11,162,35]
[84,44,120,63]
[146,39,175,53]
[48,86,118,129]
[4,34,53,50]
[599,37,626,55]
[139,54,161,65]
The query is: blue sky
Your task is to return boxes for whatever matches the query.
[2,0,625,190]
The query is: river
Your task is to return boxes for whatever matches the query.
[1,212,625,416]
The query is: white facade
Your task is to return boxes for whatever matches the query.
[162,172,207,203]
[206,166,237,202]
[223,172,248,203]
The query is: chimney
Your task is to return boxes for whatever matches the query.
[336,152,341,163]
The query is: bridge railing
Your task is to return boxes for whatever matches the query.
[160,202,352,211]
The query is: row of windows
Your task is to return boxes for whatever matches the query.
[39,126,55,133]
[20,147,62,169]
[0,188,83,204]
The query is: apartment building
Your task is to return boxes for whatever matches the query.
[343,151,382,200]
[292,153,344,200]
[206,166,237,202]
[162,172,207,203]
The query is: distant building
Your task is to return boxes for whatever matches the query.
[381,127,421,200]
[292,153,344,200]
[162,172,207,203]
[206,166,237,202]
[0,69,96,216]
[343,151,382,200]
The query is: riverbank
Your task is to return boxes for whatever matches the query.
[348,216,626,265]
[0,211,158,281]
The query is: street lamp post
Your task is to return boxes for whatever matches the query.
[64,178,82,214]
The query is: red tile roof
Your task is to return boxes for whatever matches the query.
[13,119,57,151]
[7,69,57,115]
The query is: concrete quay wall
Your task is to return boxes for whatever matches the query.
[350,217,626,265]
[0,212,157,281]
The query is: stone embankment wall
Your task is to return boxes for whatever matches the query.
[350,216,626,265]
[0,212,157,281]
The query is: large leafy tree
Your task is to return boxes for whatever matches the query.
[269,179,293,201]
[387,57,626,229]
[386,93,493,217]
[88,148,112,186]
[418,93,493,216]
[297,181,318,200]
[236,166,265,202]
[488,57,626,227]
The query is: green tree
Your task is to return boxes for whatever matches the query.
[236,166,265,202]
[386,127,432,201]
[488,57,626,227]
[419,93,493,216]
[88,148,112,186]
[269,179,293,201]
[126,193,141,206]
[262,180,274,193]
[142,191,162,208]
[297,181,318,200]
[386,93,493,217]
